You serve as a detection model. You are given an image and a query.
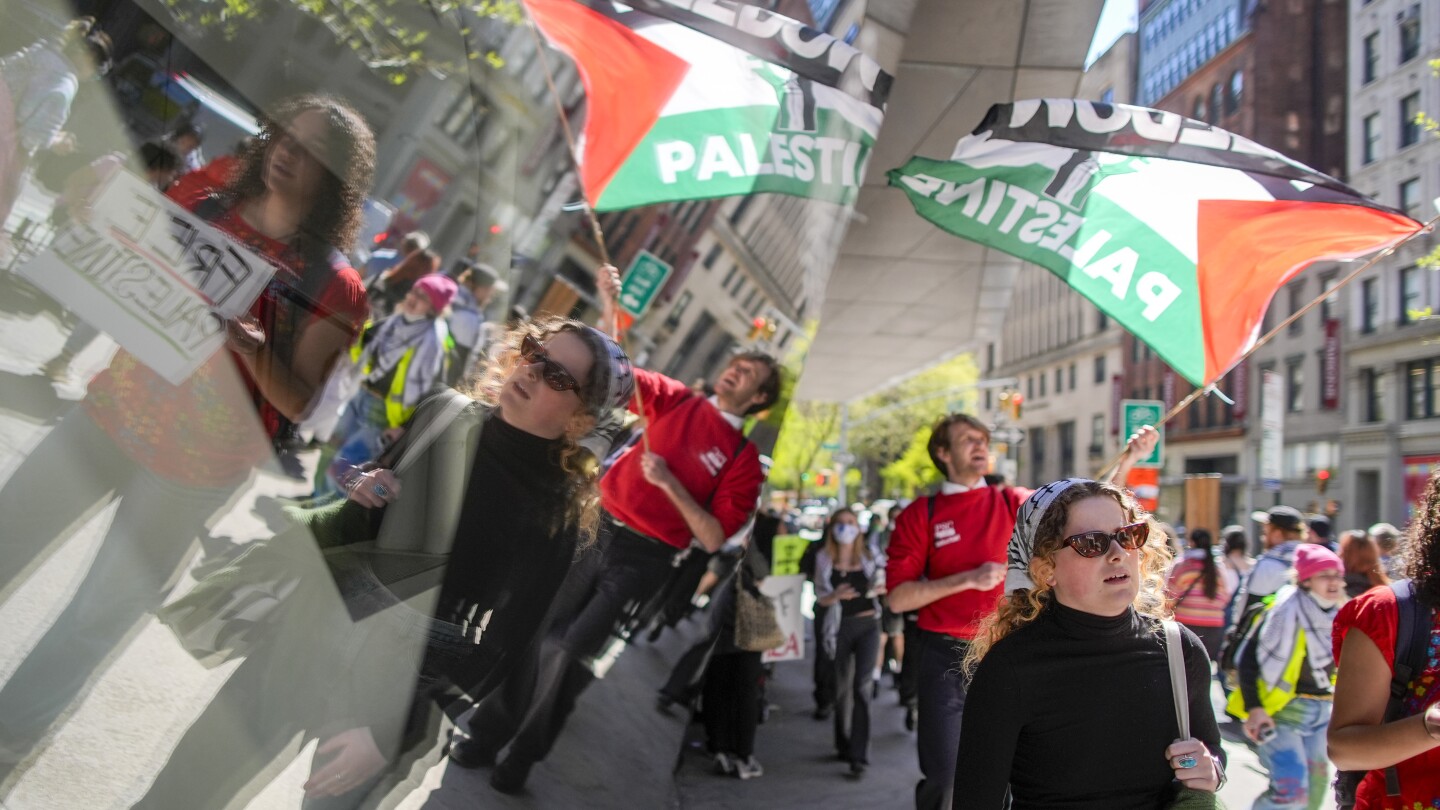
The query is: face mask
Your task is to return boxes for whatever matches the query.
[401,310,428,323]
[1308,590,1341,610]
[834,524,859,545]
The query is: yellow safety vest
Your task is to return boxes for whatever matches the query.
[1226,628,1309,719]
[349,321,446,429]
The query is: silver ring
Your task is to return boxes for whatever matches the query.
[372,483,390,499]
[1176,755,1197,770]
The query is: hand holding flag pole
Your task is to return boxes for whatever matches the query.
[1098,209,1440,482]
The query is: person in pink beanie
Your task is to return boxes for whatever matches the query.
[1229,541,1345,809]
[324,273,457,492]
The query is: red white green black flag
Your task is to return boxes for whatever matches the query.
[890,99,1422,388]
[523,0,891,211]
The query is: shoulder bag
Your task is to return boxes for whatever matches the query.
[1164,620,1226,809]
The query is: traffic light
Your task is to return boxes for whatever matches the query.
[1316,469,1331,495]
[748,317,766,340]
[747,316,778,341]
[814,472,828,487]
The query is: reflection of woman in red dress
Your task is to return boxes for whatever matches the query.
[0,95,375,767]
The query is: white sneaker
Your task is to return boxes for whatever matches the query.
[735,755,763,780]
[712,752,735,776]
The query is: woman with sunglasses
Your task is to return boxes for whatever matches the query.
[814,507,883,778]
[954,479,1223,808]
[1227,544,1344,809]
[137,317,633,808]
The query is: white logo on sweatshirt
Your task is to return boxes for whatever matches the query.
[934,520,961,548]
[699,447,728,476]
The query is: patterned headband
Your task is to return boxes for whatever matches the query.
[1004,478,1093,594]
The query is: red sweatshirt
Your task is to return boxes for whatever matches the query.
[600,369,763,549]
[885,485,1027,639]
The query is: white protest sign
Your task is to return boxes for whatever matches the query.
[760,574,806,663]
[19,169,275,384]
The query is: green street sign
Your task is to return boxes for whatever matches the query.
[618,250,673,317]
[821,441,841,451]
[1120,399,1164,468]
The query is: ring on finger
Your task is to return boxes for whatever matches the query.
[372,483,390,499]
[1176,754,1198,770]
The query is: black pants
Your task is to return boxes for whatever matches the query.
[701,651,763,759]
[899,612,921,708]
[465,516,677,763]
[915,630,970,810]
[833,614,881,764]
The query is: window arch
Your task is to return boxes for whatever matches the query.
[1193,95,1208,121]
[1226,70,1243,115]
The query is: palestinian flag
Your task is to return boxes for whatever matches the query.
[523,0,890,211]
[890,99,1423,387]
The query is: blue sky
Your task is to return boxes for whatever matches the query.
[1087,0,1139,67]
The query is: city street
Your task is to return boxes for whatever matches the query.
[0,290,1322,807]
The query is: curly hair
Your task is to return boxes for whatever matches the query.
[962,480,1173,678]
[468,317,605,546]
[227,94,376,254]
[1404,471,1440,606]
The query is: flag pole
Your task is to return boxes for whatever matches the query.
[1097,210,1440,481]
[523,11,652,451]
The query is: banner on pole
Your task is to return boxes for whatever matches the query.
[18,169,275,384]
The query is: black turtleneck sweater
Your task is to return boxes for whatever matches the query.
[430,415,574,697]
[953,600,1223,809]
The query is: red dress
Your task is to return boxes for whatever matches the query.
[1332,586,1440,810]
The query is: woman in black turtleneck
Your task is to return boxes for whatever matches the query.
[139,318,633,809]
[953,479,1224,809]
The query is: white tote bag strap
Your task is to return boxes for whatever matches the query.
[392,390,471,474]
[1163,619,1190,739]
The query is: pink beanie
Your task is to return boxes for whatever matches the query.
[411,273,457,313]
[1294,543,1343,582]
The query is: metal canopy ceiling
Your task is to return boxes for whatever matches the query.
[795,0,1106,402]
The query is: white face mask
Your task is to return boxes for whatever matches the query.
[401,310,428,323]
[1308,590,1341,610]
[834,523,859,545]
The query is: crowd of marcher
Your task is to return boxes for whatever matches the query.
[2,15,1439,810]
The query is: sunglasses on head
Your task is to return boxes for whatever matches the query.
[520,334,583,394]
[1060,521,1150,558]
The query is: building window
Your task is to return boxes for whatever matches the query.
[1030,426,1046,474]
[663,291,693,329]
[1193,96,1207,121]
[1089,414,1105,456]
[1401,266,1423,325]
[701,244,722,270]
[1288,282,1305,334]
[1362,277,1380,333]
[1363,113,1381,164]
[1040,373,1047,397]
[1320,274,1339,323]
[1226,71,1243,115]
[1097,311,1108,333]
[1401,92,1421,148]
[1406,359,1440,419]
[1362,32,1380,83]
[1400,5,1422,63]
[1210,84,1223,121]
[1058,421,1076,476]
[1286,358,1305,413]
[1027,375,1034,400]
[1363,368,1387,422]
[1068,363,1077,390]
[1400,177,1422,217]
[1055,368,1063,393]
[720,265,739,290]
[1094,354,1107,384]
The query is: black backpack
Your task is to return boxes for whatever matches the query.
[1334,580,1434,809]
[1217,595,1272,677]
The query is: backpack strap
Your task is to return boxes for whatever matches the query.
[1381,579,1434,796]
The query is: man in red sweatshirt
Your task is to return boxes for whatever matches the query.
[451,264,779,792]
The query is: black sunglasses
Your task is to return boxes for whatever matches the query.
[1060,522,1149,558]
[520,334,583,395]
